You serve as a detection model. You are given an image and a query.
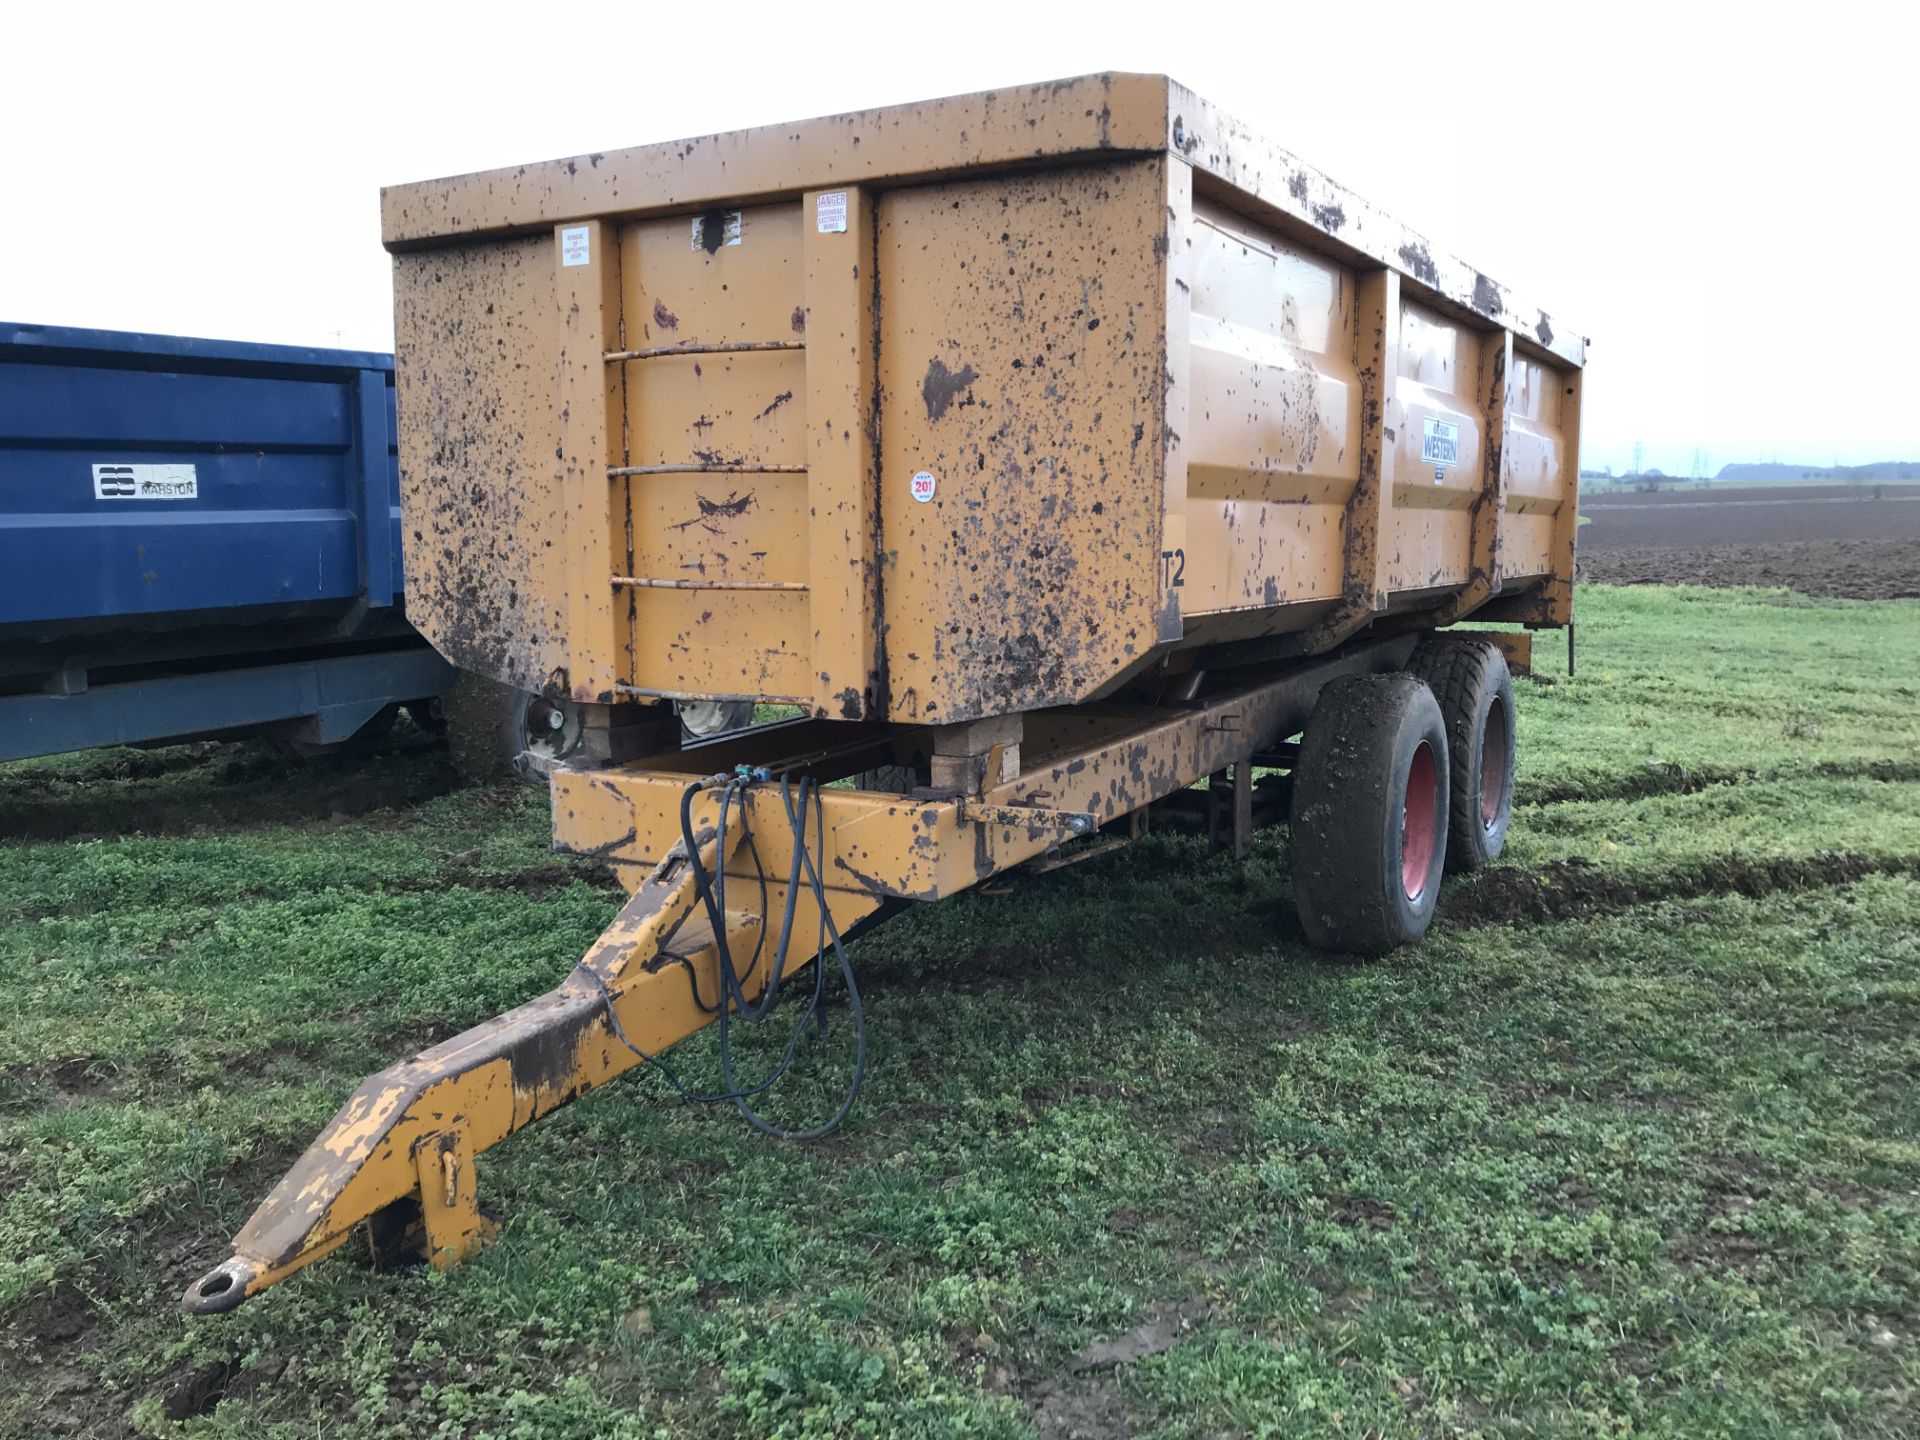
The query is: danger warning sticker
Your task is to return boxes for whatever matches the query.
[93,463,198,500]
[816,192,848,234]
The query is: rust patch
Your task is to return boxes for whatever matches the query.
[922,357,979,422]
[652,299,679,331]
[1536,313,1555,346]
[1471,272,1502,318]
[791,306,807,334]
[1310,203,1345,233]
[757,390,794,420]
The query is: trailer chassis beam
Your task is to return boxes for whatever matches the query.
[185,634,1420,1312]
[184,813,881,1314]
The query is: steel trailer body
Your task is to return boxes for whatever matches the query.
[0,323,454,761]
[186,75,1584,1311]
[383,72,1580,721]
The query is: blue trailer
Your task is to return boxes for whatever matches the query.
[0,322,455,763]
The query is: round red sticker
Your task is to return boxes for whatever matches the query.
[910,470,937,503]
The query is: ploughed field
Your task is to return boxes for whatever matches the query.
[4,584,1919,1439]
[1578,483,1920,599]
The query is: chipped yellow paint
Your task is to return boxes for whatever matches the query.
[555,217,624,702]
[874,159,1170,723]
[801,185,882,717]
[185,78,1589,1315]
[391,237,569,696]
[239,1232,350,1297]
[192,809,873,1305]
[322,1084,408,1158]
[1298,268,1399,655]
[1434,329,1515,624]
[191,621,1493,1310]
[551,770,1062,904]
[388,74,1584,718]
[416,1130,498,1269]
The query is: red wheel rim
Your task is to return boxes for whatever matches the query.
[1401,740,1439,900]
[1479,697,1509,830]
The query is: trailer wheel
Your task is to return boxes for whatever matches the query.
[442,673,585,784]
[1288,674,1450,955]
[677,699,756,742]
[851,765,921,794]
[1409,638,1516,871]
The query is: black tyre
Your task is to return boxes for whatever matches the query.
[442,672,584,785]
[677,699,756,743]
[851,764,921,794]
[1288,673,1450,955]
[1409,637,1516,872]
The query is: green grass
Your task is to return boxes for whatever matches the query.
[3,584,1918,1438]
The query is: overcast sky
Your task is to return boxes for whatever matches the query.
[5,1,1910,475]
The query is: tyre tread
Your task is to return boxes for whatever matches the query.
[1409,637,1512,871]
[1289,673,1446,955]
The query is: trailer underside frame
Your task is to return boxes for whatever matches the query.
[181,632,1457,1312]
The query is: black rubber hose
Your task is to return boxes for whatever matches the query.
[724,776,865,1140]
[599,772,861,1137]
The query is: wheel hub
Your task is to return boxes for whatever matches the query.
[1401,740,1439,900]
[678,699,741,739]
[1479,697,1509,830]
[519,694,584,767]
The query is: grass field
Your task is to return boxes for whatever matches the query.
[3,585,1918,1438]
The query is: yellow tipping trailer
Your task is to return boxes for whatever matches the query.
[186,74,1584,1313]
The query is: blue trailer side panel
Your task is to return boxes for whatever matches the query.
[0,322,403,631]
[0,649,454,764]
[1,323,452,763]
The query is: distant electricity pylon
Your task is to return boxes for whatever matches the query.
[1633,440,1644,476]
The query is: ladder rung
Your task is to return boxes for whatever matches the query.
[612,576,808,592]
[604,340,804,363]
[608,464,807,477]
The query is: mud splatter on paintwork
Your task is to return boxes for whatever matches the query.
[1471,272,1503,320]
[1396,242,1439,287]
[921,358,979,422]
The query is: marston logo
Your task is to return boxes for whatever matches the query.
[94,465,138,497]
[92,463,199,500]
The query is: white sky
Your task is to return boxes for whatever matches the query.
[4,0,1912,475]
